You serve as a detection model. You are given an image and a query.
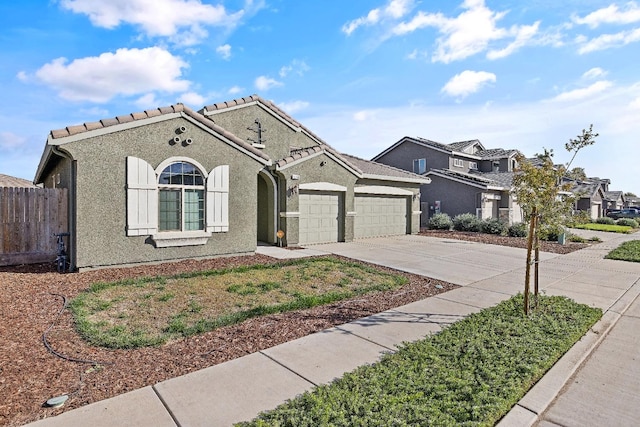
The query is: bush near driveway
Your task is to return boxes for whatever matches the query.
[239,294,601,427]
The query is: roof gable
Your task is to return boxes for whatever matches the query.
[200,94,326,146]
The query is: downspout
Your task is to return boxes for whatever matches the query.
[52,146,77,271]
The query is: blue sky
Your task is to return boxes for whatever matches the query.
[1,0,639,193]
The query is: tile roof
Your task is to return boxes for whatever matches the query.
[428,168,512,189]
[447,139,481,152]
[0,174,36,188]
[477,148,519,160]
[200,94,326,145]
[604,191,623,200]
[564,179,601,197]
[47,104,270,162]
[340,153,429,182]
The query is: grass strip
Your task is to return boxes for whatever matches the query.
[605,240,640,262]
[238,294,601,427]
[573,223,633,233]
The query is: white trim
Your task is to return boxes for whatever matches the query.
[346,211,357,217]
[412,211,422,215]
[151,231,212,247]
[155,157,209,177]
[354,186,413,196]
[299,182,347,192]
[48,113,182,145]
[361,173,431,184]
[276,150,362,178]
[279,211,300,218]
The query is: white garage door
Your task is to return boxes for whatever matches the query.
[355,195,407,239]
[299,192,339,245]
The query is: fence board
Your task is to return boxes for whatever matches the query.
[0,187,68,266]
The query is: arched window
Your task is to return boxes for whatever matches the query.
[158,161,205,231]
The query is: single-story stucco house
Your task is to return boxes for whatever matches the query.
[34,95,428,271]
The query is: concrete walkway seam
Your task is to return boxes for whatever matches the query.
[150,386,181,427]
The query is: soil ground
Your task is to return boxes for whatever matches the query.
[0,232,588,426]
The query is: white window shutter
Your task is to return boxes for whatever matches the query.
[207,165,229,232]
[126,156,158,236]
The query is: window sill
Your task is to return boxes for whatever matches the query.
[151,231,212,248]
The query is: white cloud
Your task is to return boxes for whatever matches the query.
[406,48,428,60]
[134,93,161,110]
[577,27,640,53]
[216,44,232,60]
[343,9,382,35]
[279,60,310,78]
[254,76,283,91]
[548,80,613,102]
[0,131,27,149]
[392,0,538,63]
[487,22,540,60]
[441,70,496,98]
[582,67,607,80]
[60,0,244,46]
[178,91,206,106]
[342,0,413,35]
[353,110,377,121]
[278,100,310,114]
[228,85,244,95]
[34,47,191,103]
[301,82,640,193]
[572,2,640,28]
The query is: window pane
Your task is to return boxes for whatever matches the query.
[159,190,181,231]
[184,189,205,231]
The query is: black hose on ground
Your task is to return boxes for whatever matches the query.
[43,293,111,366]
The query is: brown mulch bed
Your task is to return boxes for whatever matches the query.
[0,254,458,427]
[419,229,592,254]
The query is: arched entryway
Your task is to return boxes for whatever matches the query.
[257,170,277,244]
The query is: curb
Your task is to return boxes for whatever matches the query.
[497,279,640,426]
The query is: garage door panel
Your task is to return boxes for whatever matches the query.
[355,195,407,239]
[299,191,339,245]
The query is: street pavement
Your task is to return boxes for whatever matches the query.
[25,230,640,426]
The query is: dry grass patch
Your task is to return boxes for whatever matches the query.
[70,257,407,348]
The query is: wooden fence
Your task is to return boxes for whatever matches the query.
[0,187,68,266]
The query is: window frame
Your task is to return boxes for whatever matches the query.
[469,161,478,170]
[157,161,206,233]
[453,158,464,168]
[413,158,427,175]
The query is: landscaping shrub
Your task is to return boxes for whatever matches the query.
[538,224,562,241]
[568,234,587,243]
[508,222,528,238]
[595,217,616,225]
[428,213,453,230]
[567,210,592,227]
[616,218,639,228]
[452,213,482,232]
[482,218,508,235]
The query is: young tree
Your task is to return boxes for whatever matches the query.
[512,125,598,314]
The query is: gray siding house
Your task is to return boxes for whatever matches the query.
[373,136,523,225]
[34,95,428,271]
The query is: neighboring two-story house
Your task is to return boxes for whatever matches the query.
[372,137,523,226]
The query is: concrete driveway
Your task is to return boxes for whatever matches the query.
[312,234,559,287]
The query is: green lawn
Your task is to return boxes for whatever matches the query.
[572,223,634,233]
[605,240,640,263]
[70,257,407,348]
[238,295,601,427]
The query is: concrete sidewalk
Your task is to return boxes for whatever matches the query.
[26,231,640,426]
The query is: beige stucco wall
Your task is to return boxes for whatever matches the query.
[207,104,318,162]
[276,153,358,245]
[57,116,265,270]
